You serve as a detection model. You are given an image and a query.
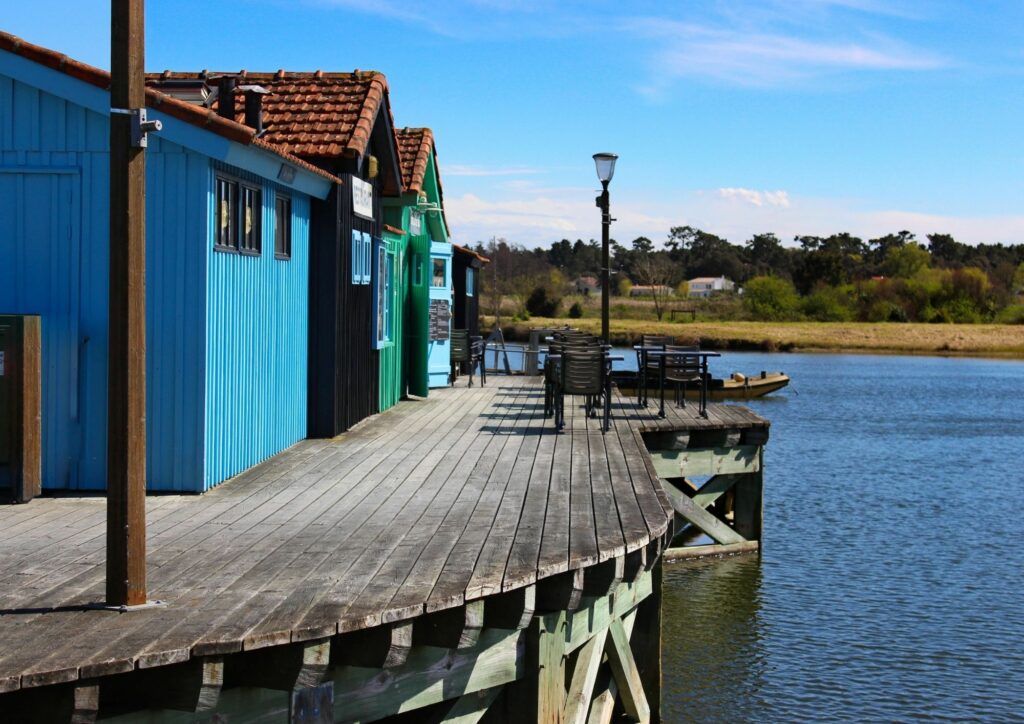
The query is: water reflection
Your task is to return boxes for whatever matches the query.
[659,353,1024,720]
[663,557,766,722]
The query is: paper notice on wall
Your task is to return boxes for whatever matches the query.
[352,177,373,220]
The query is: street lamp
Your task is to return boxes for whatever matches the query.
[593,152,618,344]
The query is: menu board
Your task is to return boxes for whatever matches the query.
[429,299,451,341]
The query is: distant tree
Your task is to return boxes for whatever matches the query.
[743,276,800,320]
[632,251,674,321]
[883,243,931,278]
[617,277,633,297]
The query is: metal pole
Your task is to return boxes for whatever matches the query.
[107,0,147,606]
[599,182,610,344]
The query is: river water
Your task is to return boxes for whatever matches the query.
[658,352,1024,721]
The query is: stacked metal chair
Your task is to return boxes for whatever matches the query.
[663,344,702,408]
[545,330,613,432]
[449,329,486,387]
[635,334,670,406]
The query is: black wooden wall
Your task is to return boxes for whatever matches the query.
[308,160,384,438]
[452,252,482,338]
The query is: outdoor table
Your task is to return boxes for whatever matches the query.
[634,347,721,418]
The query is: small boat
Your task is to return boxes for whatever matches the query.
[611,370,790,401]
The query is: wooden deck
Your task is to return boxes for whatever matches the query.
[0,377,768,694]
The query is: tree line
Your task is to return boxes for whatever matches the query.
[473,228,1024,324]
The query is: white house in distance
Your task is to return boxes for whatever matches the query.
[688,276,736,298]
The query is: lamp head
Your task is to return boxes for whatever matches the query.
[592,152,618,184]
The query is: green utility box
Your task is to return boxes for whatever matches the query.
[0,315,41,503]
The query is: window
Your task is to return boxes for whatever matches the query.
[215,174,261,254]
[466,267,475,297]
[373,238,394,348]
[274,195,291,259]
[351,230,371,284]
[432,258,447,288]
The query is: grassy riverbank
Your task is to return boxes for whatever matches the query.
[488,316,1024,357]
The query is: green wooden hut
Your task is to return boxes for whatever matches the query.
[381,128,452,406]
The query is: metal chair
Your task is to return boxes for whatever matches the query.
[663,345,702,409]
[555,349,611,432]
[449,329,482,387]
[636,335,669,406]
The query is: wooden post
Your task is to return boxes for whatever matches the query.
[107,0,147,606]
[633,559,663,722]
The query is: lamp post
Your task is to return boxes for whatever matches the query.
[593,152,618,344]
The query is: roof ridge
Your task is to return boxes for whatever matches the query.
[0,31,340,186]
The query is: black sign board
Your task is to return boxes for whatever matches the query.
[429,299,451,341]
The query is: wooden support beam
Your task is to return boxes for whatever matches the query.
[330,628,524,724]
[690,474,742,510]
[585,607,640,724]
[332,622,413,669]
[106,0,147,608]
[633,561,663,723]
[644,538,662,570]
[623,548,646,583]
[103,657,223,713]
[661,478,746,546]
[228,638,330,691]
[414,601,485,650]
[605,617,650,723]
[562,628,607,724]
[646,446,760,479]
[565,571,653,656]
[536,569,585,613]
[583,556,624,598]
[484,585,536,630]
[438,684,503,723]
[732,456,764,543]
[4,680,99,723]
[532,612,566,724]
[662,540,760,561]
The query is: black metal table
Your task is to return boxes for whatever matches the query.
[634,347,721,418]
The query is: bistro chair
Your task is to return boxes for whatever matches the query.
[663,345,702,410]
[636,334,670,406]
[450,329,484,387]
[555,348,611,432]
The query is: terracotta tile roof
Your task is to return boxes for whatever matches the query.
[147,70,391,161]
[0,32,341,186]
[395,127,433,194]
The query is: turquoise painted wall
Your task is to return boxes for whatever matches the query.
[204,166,310,490]
[0,66,311,493]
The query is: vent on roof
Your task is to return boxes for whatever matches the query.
[239,85,269,135]
[217,76,237,121]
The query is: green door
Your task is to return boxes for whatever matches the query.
[406,233,430,396]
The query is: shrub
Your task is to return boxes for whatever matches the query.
[743,276,800,320]
[567,302,584,319]
[526,286,561,317]
[996,304,1024,324]
[801,285,855,321]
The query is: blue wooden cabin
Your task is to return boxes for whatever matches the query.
[0,34,335,492]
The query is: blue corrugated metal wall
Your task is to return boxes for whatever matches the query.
[0,75,210,490]
[204,167,309,490]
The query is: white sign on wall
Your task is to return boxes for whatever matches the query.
[409,210,422,235]
[352,177,373,220]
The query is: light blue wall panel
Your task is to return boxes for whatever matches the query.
[0,74,208,491]
[203,170,309,490]
[144,136,208,491]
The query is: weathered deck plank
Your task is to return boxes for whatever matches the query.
[0,376,767,692]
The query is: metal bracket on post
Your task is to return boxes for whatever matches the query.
[111,107,163,148]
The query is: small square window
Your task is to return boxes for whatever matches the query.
[215,177,238,251]
[466,267,475,297]
[432,258,446,288]
[239,184,262,255]
[275,195,291,260]
[215,173,262,255]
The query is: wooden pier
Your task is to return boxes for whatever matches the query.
[0,378,768,722]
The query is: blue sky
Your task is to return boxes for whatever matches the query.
[7,1,1024,247]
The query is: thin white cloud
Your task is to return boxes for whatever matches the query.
[718,188,791,208]
[445,164,547,177]
[629,19,946,88]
